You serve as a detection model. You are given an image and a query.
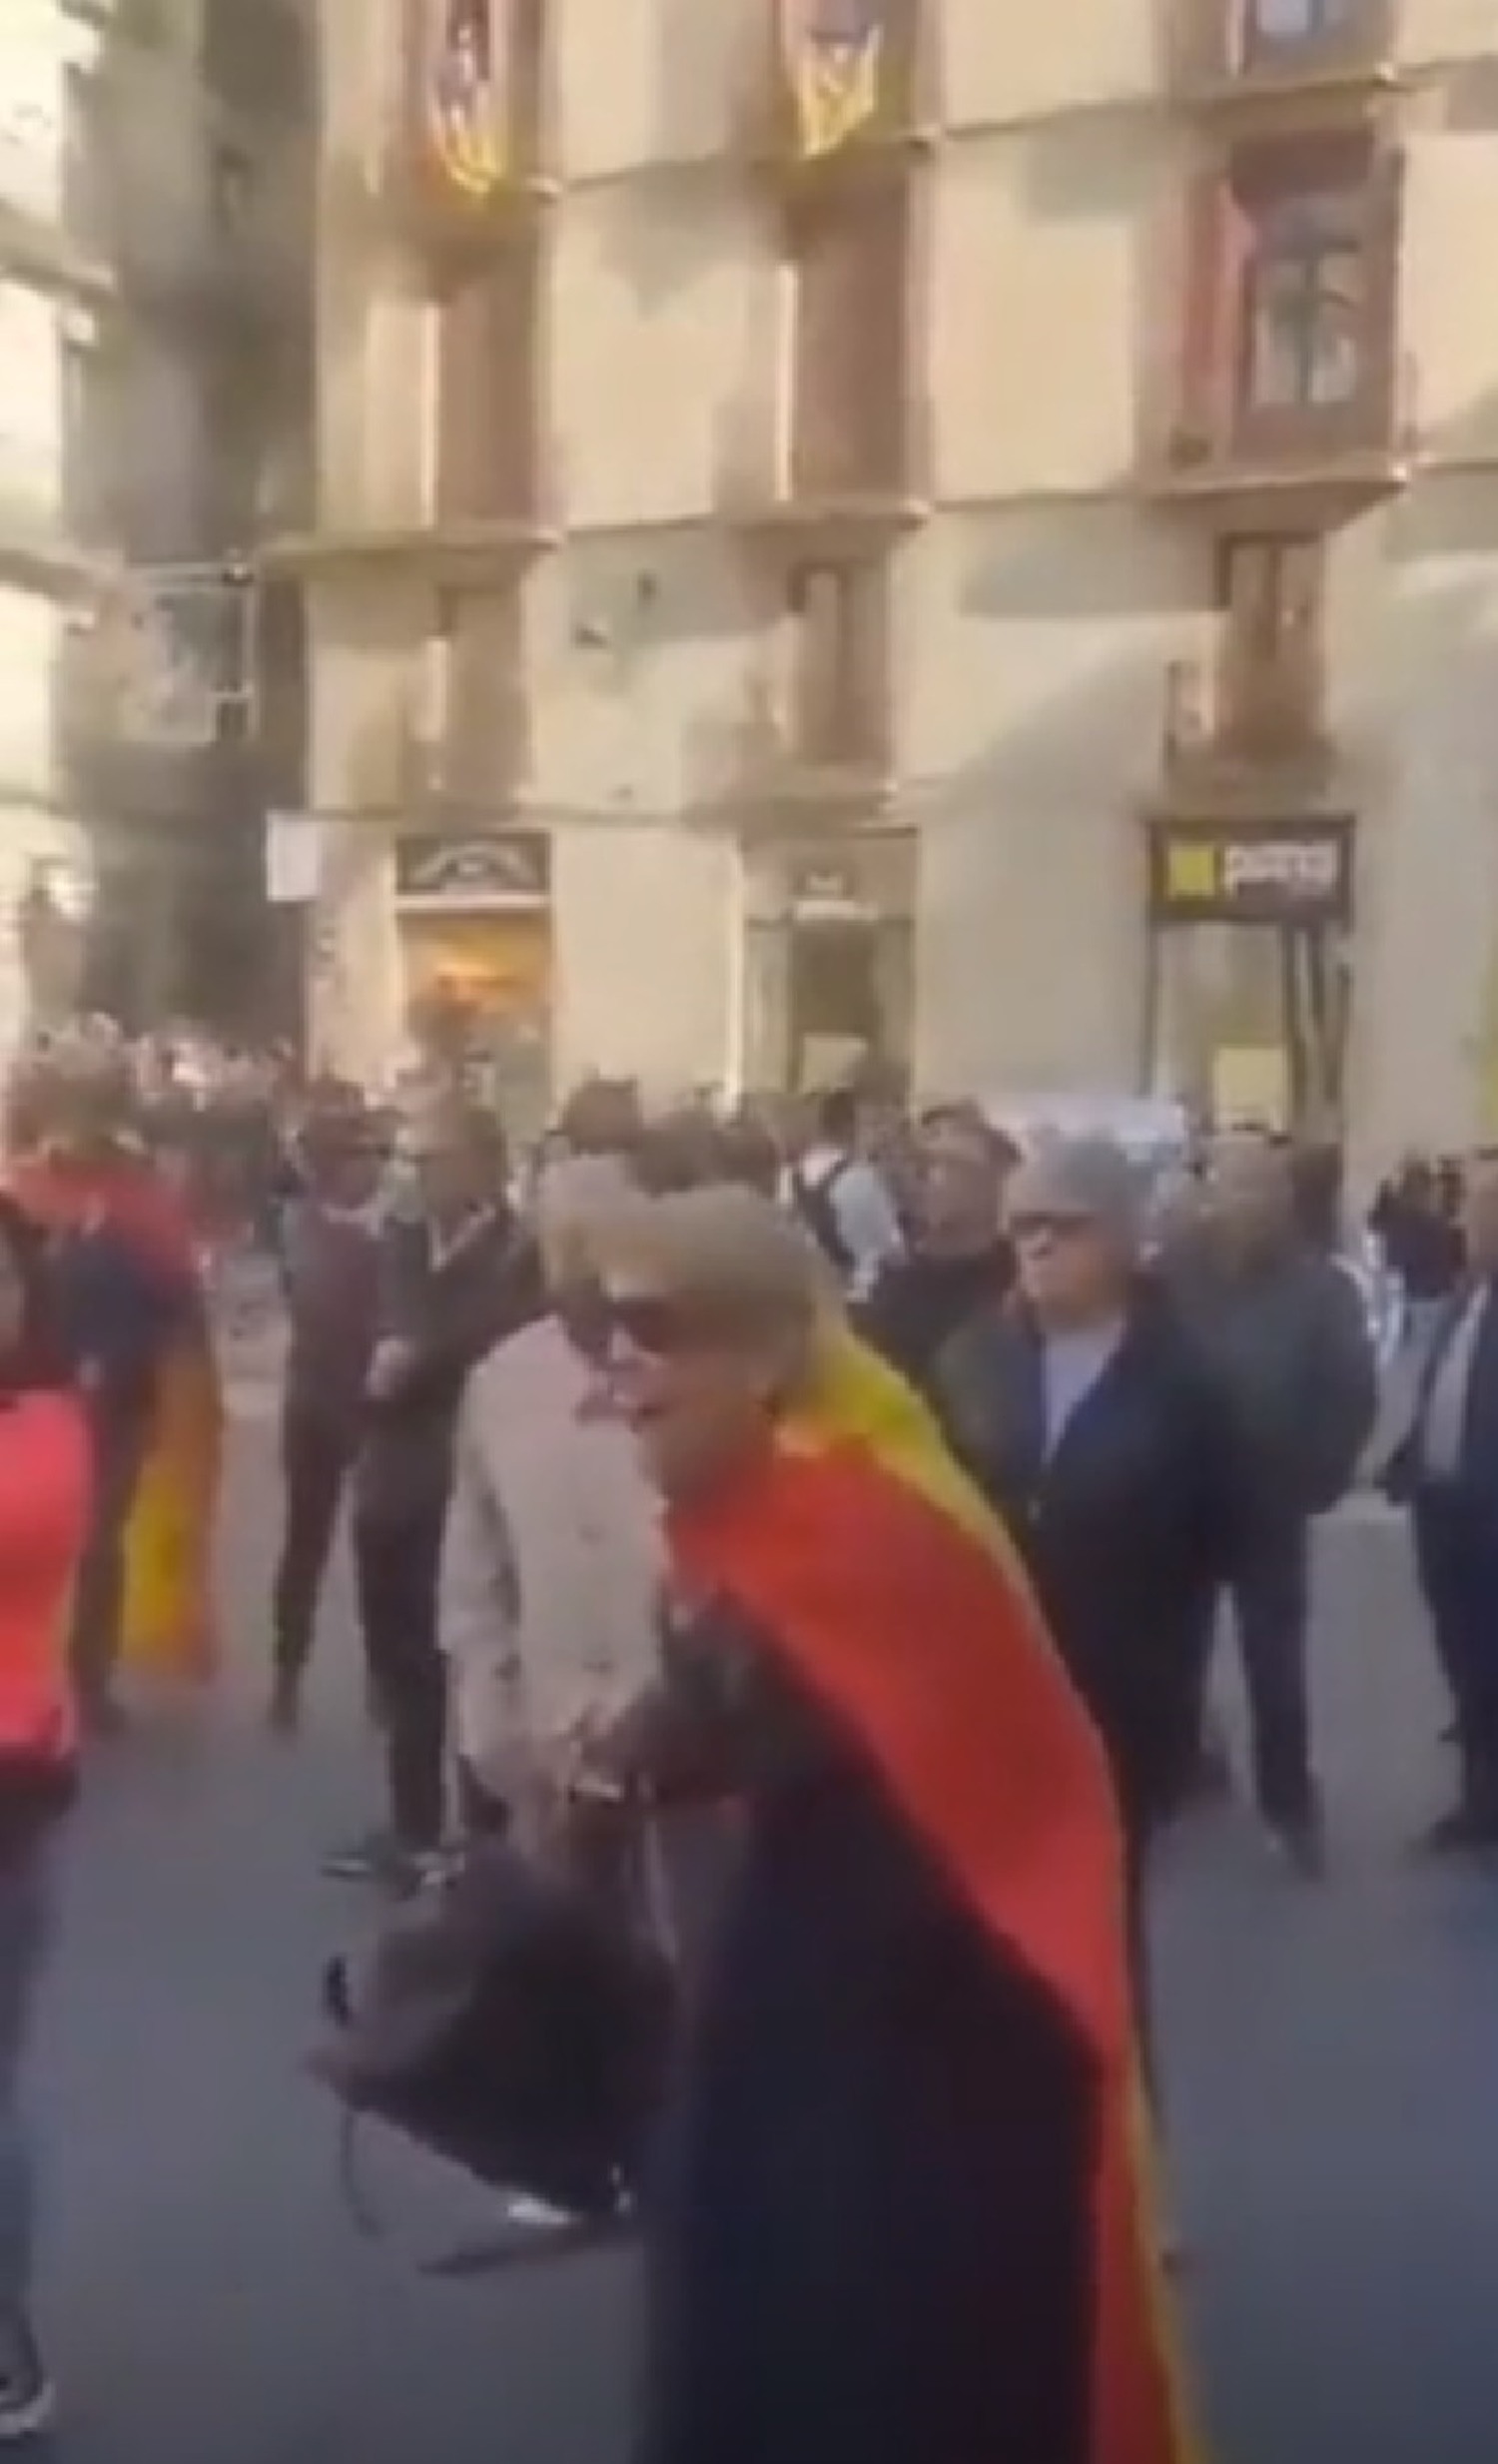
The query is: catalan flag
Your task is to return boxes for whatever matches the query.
[665,1327,1201,2464]
[781,0,883,160]
[427,0,505,199]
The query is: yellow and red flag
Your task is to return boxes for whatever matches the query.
[666,1328,1200,2464]
[425,0,506,199]
[780,0,883,160]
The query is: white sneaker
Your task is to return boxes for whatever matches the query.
[0,2317,54,2441]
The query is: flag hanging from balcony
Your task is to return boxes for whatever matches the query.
[426,0,505,198]
[781,0,883,160]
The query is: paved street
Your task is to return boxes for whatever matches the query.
[31,1380,1498,2464]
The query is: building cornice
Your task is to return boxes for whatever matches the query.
[0,200,114,307]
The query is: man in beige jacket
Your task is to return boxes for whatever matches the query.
[438,1157,663,1850]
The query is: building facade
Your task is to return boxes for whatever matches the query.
[294,0,1498,1164]
[0,0,109,1044]
[70,0,313,1032]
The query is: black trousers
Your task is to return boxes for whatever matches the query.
[353,1510,448,1852]
[1187,1514,1315,1831]
[1412,1488,1498,1817]
[273,1412,354,1681]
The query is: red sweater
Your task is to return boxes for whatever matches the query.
[0,1391,91,1849]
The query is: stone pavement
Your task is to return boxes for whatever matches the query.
[29,1403,1498,2464]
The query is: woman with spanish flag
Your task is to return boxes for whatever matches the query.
[589,1185,1198,2464]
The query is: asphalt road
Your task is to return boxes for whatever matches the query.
[30,1383,1498,2464]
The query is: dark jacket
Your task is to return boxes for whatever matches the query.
[281,1201,381,1440]
[1389,1275,1498,1515]
[354,1209,543,1530]
[858,1240,1013,1402]
[935,1283,1239,1833]
[1165,1237,1376,1518]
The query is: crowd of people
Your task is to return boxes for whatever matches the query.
[0,1028,1495,2452]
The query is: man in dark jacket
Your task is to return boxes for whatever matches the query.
[327,1097,542,1888]
[935,1136,1240,2081]
[1390,1154,1498,1850]
[269,1107,383,1734]
[1166,1134,1377,1873]
[860,1110,1014,1402]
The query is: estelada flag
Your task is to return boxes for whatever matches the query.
[781,0,883,160]
[426,0,506,199]
[665,1328,1202,2464]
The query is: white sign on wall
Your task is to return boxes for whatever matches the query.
[265,811,323,906]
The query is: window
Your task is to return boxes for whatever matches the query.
[1213,535,1320,643]
[788,186,909,499]
[1245,0,1356,46]
[1241,191,1363,411]
[785,564,881,765]
[1212,535,1323,743]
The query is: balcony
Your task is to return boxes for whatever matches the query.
[1166,0,1402,120]
[329,0,555,267]
[341,649,529,825]
[0,194,112,304]
[714,390,931,546]
[744,0,935,189]
[259,456,560,577]
[1149,344,1416,522]
[1153,618,1338,818]
[0,469,98,598]
[692,655,895,838]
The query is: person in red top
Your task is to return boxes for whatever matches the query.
[8,1044,199,1731]
[0,1195,91,2438]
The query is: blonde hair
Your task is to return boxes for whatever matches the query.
[597,1185,839,1357]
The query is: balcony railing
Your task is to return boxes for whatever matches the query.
[1166,0,1399,103]
[714,391,932,535]
[1161,620,1335,789]
[1155,344,1418,513]
[693,665,894,829]
[745,0,932,178]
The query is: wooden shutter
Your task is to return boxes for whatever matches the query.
[787,561,888,764]
[399,0,428,157]
[442,587,522,804]
[789,186,908,497]
[435,252,536,522]
[1176,171,1252,457]
[1355,146,1405,445]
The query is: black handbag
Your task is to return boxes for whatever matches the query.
[314,1832,675,2247]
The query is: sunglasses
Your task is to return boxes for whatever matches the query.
[1010,1212,1097,1241]
[603,1293,696,1359]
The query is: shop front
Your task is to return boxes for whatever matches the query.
[737,836,914,1097]
[1142,819,1354,1137]
[394,831,551,1132]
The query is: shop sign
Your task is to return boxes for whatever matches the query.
[1147,824,1351,926]
[393,831,549,911]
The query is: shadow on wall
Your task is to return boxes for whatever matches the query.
[1408,380,1498,514]
[1015,112,1157,225]
[959,508,1201,622]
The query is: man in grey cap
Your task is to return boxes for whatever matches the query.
[936,1134,1240,2053]
[1163,1133,1377,1872]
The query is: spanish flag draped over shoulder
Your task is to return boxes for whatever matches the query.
[781,0,883,160]
[665,1327,1200,2464]
[8,1151,222,1688]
